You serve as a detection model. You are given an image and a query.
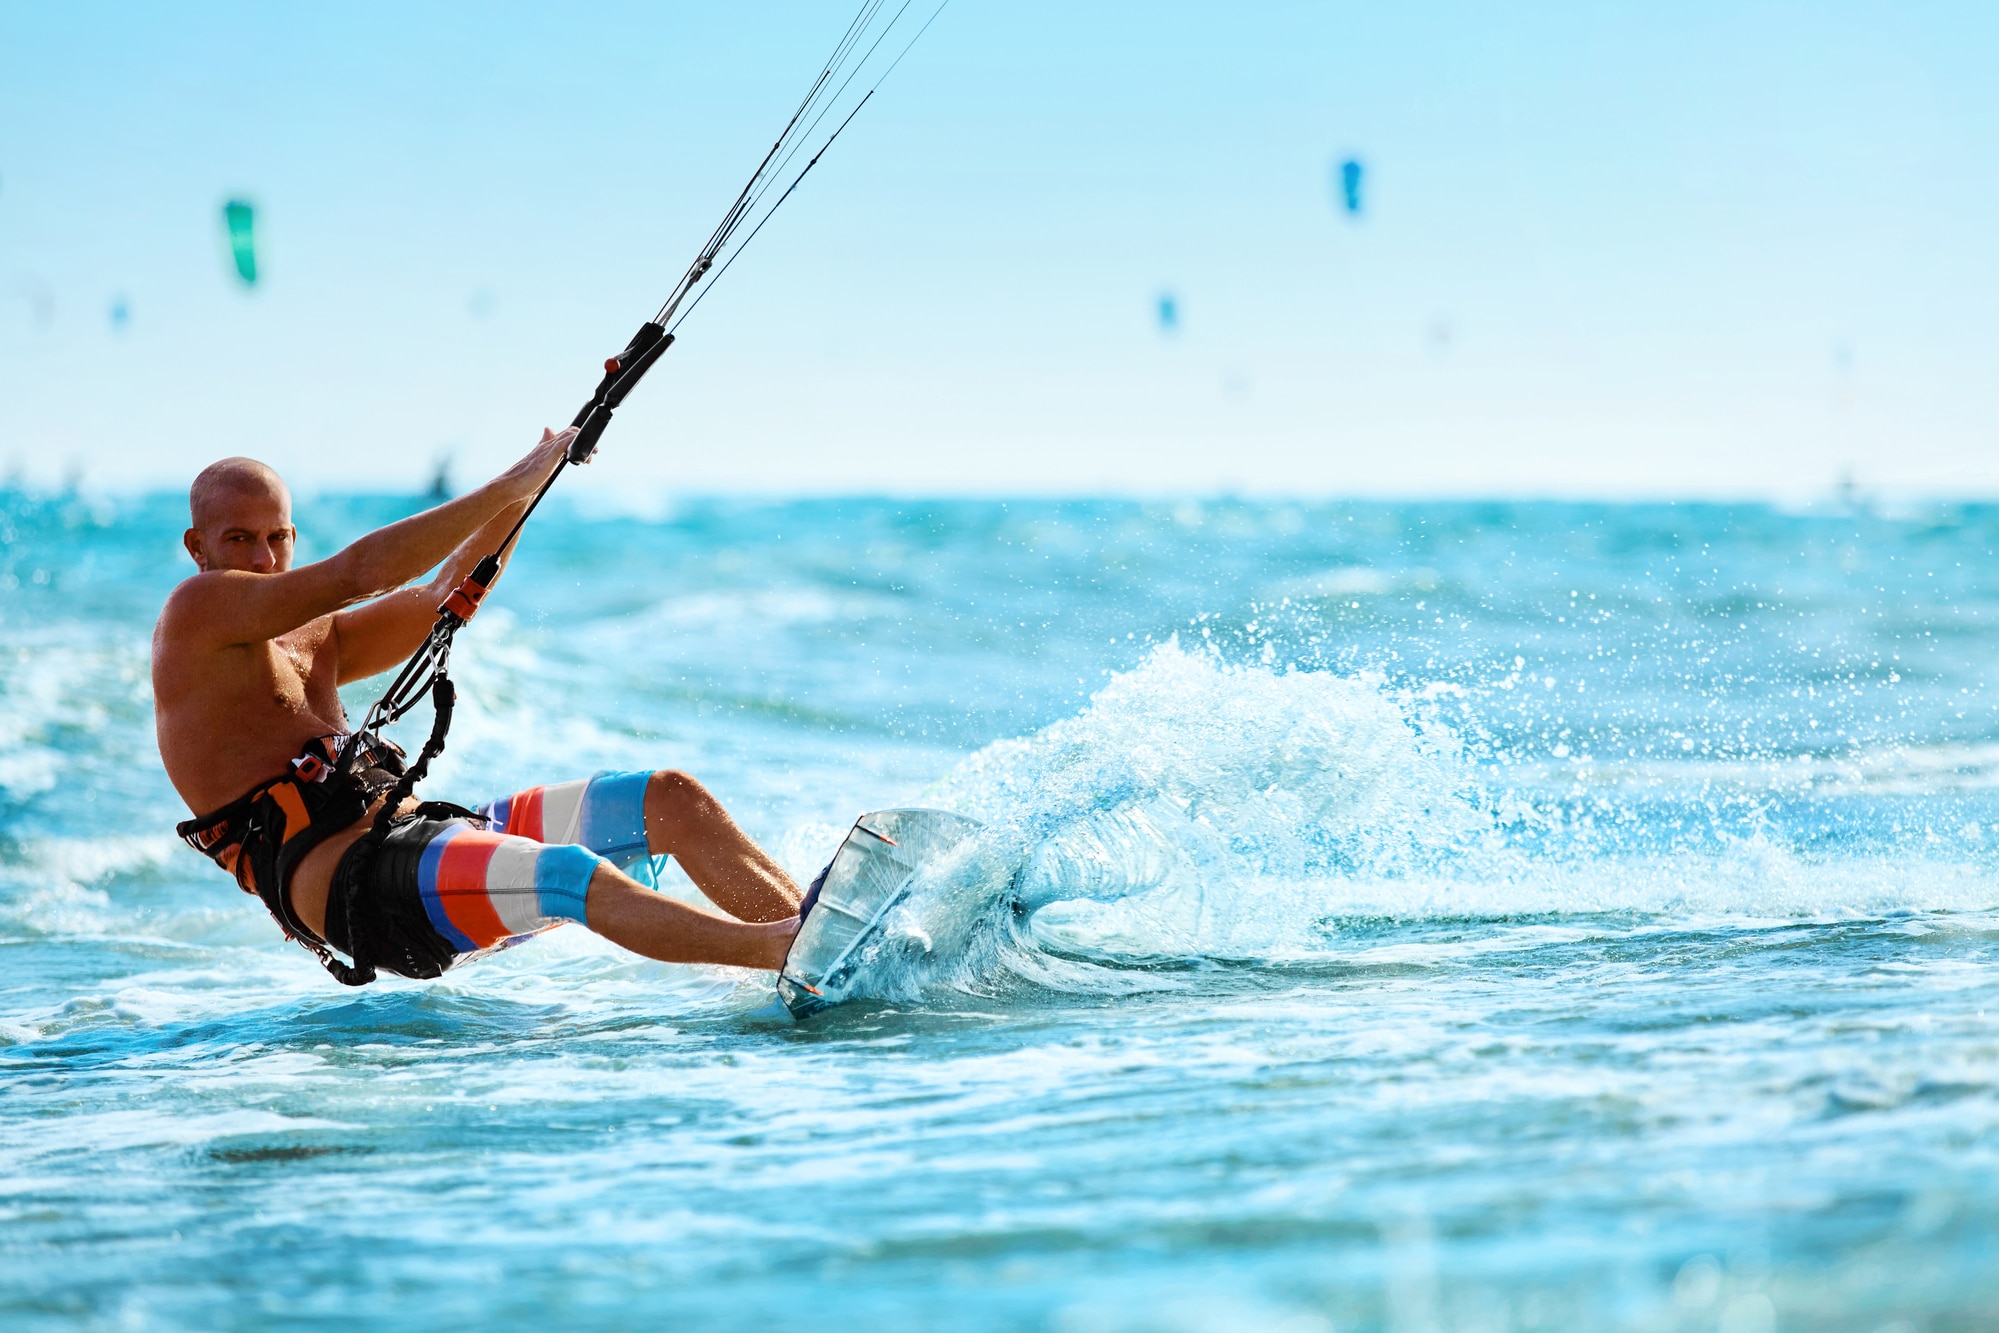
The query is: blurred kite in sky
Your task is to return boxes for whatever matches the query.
[1337,158,1363,216]
[1157,291,1180,334]
[222,200,258,285]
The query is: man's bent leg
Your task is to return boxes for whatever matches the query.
[586,862,795,970]
[643,770,800,923]
[328,817,793,977]
[479,769,800,925]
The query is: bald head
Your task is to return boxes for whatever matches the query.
[190,457,290,529]
[184,457,296,574]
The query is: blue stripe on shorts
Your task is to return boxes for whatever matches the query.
[579,770,652,870]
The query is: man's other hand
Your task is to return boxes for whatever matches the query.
[496,426,582,504]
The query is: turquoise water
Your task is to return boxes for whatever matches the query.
[5,489,1999,1329]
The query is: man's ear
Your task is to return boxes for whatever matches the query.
[183,528,207,571]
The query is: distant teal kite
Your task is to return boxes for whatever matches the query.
[222,200,257,285]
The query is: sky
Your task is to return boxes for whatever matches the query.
[1,0,1995,500]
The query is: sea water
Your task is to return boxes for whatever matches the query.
[4,490,1998,1330]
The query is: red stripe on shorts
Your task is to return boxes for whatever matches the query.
[433,831,512,948]
[509,786,546,842]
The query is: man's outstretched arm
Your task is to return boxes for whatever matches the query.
[162,428,575,653]
[332,431,573,682]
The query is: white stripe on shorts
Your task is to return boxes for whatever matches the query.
[539,778,588,847]
[484,838,552,936]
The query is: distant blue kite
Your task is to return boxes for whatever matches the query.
[1157,291,1180,334]
[1337,158,1363,216]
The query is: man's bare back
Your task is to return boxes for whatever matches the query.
[154,433,800,978]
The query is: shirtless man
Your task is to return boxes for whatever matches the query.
[153,428,802,984]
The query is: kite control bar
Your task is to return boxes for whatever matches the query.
[567,320,678,464]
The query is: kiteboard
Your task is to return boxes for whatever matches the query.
[771,808,986,1020]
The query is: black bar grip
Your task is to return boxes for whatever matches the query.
[566,322,673,462]
[569,406,613,464]
[603,330,674,409]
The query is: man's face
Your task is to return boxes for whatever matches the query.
[184,486,296,574]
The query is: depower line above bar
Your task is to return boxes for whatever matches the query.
[654,0,952,334]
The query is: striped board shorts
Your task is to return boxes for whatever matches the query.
[325,770,655,979]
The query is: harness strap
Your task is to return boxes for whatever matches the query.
[326,674,463,979]
[252,778,376,986]
[178,732,408,986]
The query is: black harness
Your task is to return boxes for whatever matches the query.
[176,732,409,985]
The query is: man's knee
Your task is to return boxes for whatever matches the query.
[580,858,628,931]
[645,769,720,837]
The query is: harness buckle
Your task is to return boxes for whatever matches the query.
[292,753,329,783]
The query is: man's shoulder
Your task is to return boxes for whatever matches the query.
[159,568,232,615]
[155,572,210,636]
[158,571,331,638]
[155,571,231,647]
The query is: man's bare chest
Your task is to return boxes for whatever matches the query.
[256,620,339,714]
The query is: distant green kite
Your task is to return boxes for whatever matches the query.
[222,199,257,286]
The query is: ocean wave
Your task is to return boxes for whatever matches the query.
[0,1109,352,1168]
[0,834,186,936]
[1263,564,1443,601]
[1525,741,1999,798]
[0,628,151,801]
